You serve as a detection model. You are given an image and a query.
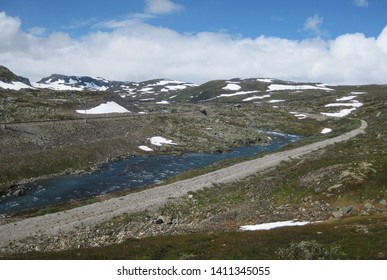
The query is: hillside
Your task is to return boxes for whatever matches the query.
[0,65,386,259]
[0,66,32,90]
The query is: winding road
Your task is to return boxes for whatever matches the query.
[0,120,367,249]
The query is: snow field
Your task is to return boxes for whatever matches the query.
[0,81,34,90]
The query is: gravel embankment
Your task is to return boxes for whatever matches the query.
[0,120,367,248]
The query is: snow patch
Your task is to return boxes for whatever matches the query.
[295,114,307,119]
[0,81,34,90]
[336,96,356,101]
[166,85,187,90]
[240,220,311,231]
[156,101,170,104]
[325,101,363,108]
[219,90,259,98]
[154,80,184,86]
[76,101,130,114]
[268,84,334,91]
[321,128,332,134]
[138,87,153,92]
[268,99,285,103]
[222,83,241,91]
[290,112,307,120]
[321,108,357,118]
[139,145,154,152]
[243,95,270,102]
[149,136,177,146]
[257,78,274,83]
[32,82,84,91]
[321,97,363,118]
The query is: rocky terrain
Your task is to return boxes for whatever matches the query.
[0,119,369,252]
[0,66,386,259]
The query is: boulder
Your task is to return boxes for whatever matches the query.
[331,206,352,218]
[364,203,373,211]
[199,108,207,116]
[153,217,164,224]
[13,189,25,197]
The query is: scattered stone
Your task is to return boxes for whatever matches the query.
[364,203,373,211]
[355,225,369,234]
[331,206,352,218]
[328,184,342,192]
[153,217,164,224]
[379,199,386,206]
[13,189,25,197]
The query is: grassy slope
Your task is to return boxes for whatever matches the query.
[1,85,386,259]
[4,216,386,259]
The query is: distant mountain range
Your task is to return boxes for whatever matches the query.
[0,65,337,103]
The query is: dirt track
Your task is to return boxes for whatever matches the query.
[0,120,367,249]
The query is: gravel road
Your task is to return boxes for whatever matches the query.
[0,120,367,248]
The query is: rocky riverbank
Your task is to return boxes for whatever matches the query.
[0,120,371,255]
[0,107,271,202]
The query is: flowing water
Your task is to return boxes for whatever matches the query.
[0,132,301,214]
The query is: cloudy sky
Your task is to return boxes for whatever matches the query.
[0,0,386,84]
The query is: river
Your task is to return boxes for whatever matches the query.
[0,131,300,214]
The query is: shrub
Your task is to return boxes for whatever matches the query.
[276,240,345,260]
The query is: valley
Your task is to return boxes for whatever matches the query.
[0,66,386,259]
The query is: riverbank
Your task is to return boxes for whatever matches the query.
[0,107,271,195]
[0,119,367,254]
[0,134,296,215]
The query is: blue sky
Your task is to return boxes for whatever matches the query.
[2,0,386,39]
[0,0,387,84]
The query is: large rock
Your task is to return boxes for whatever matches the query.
[331,206,352,218]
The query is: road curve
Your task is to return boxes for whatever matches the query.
[0,120,367,248]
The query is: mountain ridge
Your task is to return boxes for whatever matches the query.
[0,66,32,88]
[0,65,378,105]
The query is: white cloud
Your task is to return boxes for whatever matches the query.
[96,13,154,29]
[145,0,184,15]
[0,11,387,85]
[353,0,369,7]
[27,26,47,36]
[0,11,26,51]
[302,14,326,37]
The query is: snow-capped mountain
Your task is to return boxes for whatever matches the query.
[114,79,198,99]
[0,66,33,90]
[174,78,335,102]
[32,74,198,97]
[1,65,338,104]
[34,74,113,91]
